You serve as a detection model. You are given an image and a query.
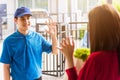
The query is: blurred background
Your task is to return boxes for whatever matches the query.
[0,0,120,80]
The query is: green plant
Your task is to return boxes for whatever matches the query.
[100,0,120,12]
[79,24,87,40]
[113,0,120,12]
[74,48,90,61]
[79,30,85,40]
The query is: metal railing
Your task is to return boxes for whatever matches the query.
[36,21,88,77]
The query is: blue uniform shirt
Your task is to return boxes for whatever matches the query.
[0,30,52,80]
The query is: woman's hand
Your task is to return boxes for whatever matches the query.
[59,37,74,59]
[58,37,75,68]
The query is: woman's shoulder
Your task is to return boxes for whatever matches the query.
[91,50,116,56]
[88,50,117,62]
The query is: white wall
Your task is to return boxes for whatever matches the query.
[0,0,15,38]
[71,0,78,13]
[6,0,17,34]
[48,0,69,13]
[48,0,58,13]
[0,0,7,4]
[58,0,68,13]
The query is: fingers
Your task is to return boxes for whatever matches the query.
[56,46,62,50]
[46,19,56,27]
[71,39,74,48]
[59,37,74,48]
[48,18,53,26]
[61,38,66,47]
[66,37,70,45]
[65,37,74,46]
[57,38,67,52]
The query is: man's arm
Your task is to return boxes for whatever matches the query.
[46,19,58,55]
[3,64,10,80]
[51,32,58,55]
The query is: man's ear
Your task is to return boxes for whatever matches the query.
[14,18,17,23]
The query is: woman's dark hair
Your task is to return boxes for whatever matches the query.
[88,4,120,73]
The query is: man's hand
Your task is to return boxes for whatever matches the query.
[46,18,57,36]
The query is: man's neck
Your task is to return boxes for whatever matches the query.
[18,29,29,35]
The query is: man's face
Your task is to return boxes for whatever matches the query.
[14,14,31,31]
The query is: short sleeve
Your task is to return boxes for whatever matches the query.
[41,36,52,53]
[0,40,12,64]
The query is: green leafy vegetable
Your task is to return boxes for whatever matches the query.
[74,48,90,61]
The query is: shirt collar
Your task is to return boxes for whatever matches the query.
[16,30,32,38]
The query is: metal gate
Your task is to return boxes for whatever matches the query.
[36,23,66,77]
[35,21,88,77]
[32,11,88,77]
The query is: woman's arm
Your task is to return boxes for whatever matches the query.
[58,37,75,68]
[58,37,78,80]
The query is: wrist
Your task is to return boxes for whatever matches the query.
[65,58,74,69]
[51,34,57,39]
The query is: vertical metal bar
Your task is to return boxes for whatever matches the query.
[53,55,55,75]
[75,13,77,40]
[46,54,48,74]
[56,54,58,76]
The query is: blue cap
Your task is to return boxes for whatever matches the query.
[14,7,32,18]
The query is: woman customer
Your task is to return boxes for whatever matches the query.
[58,4,120,80]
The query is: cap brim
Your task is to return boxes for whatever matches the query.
[17,12,32,17]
